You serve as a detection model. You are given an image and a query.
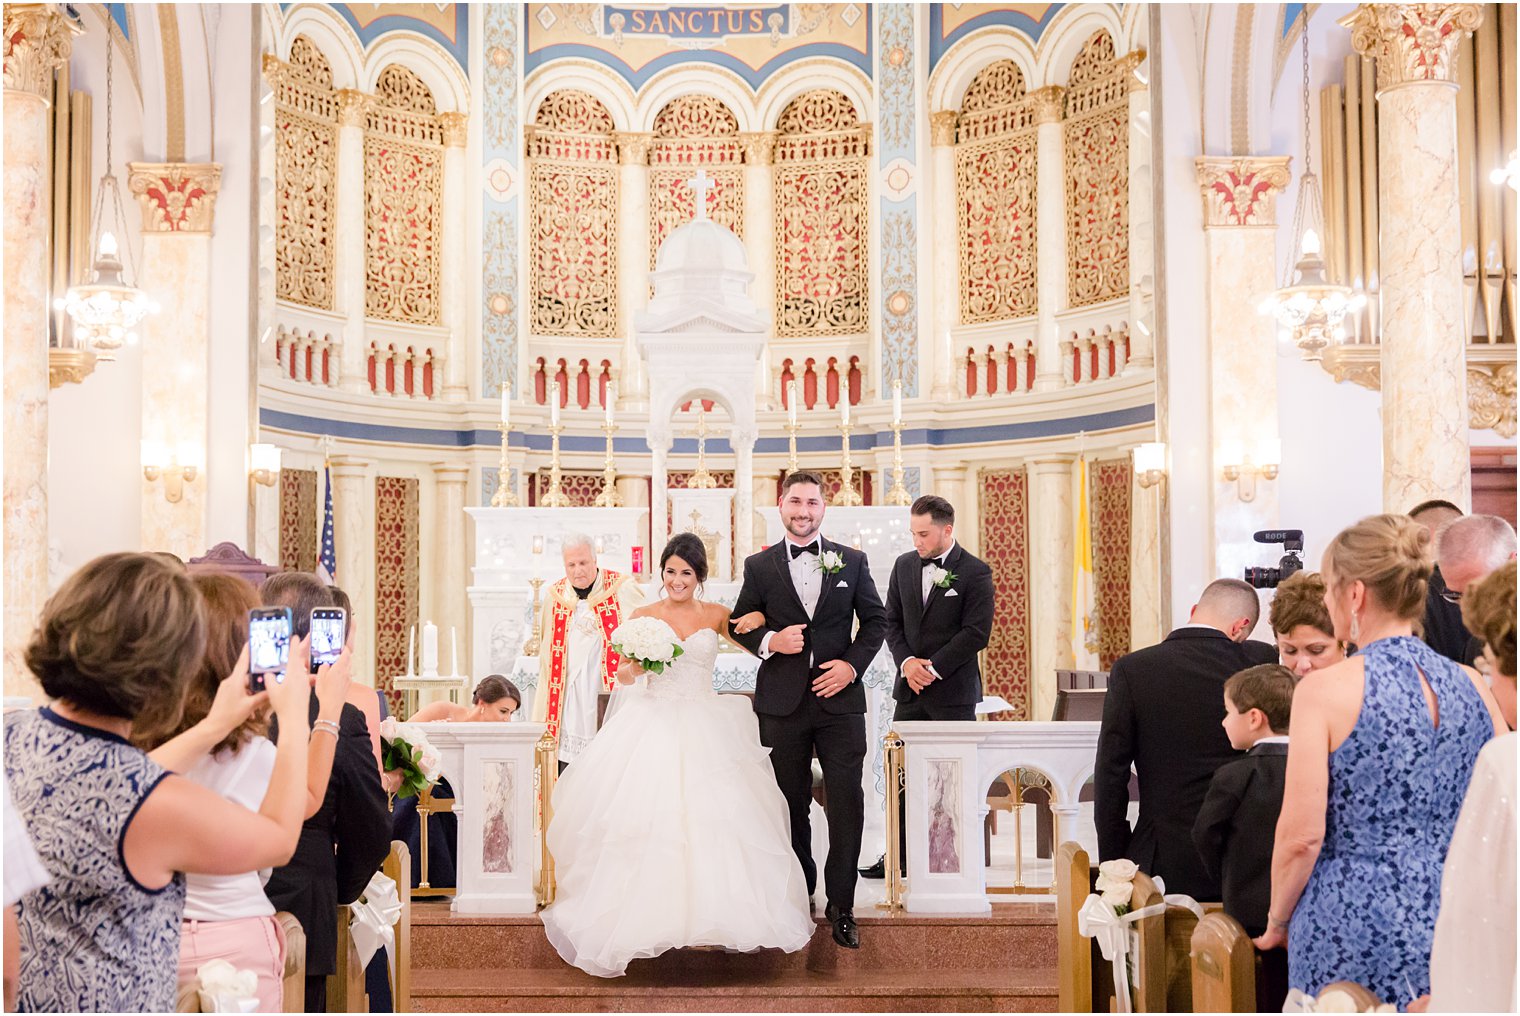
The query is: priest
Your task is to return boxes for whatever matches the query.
[531,533,644,771]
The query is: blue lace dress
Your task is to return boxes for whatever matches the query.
[1288,636,1493,1009]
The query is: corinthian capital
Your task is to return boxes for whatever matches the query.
[3,4,79,100]
[335,89,368,128]
[439,111,468,148]
[127,163,222,233]
[1194,156,1292,227]
[739,131,776,166]
[930,110,958,147]
[613,131,652,165]
[1029,86,1066,125]
[1341,3,1483,90]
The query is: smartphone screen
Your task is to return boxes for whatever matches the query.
[310,607,347,672]
[248,607,293,691]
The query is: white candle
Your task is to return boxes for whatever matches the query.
[407,625,416,676]
[892,380,902,426]
[841,394,850,427]
[787,381,797,426]
[422,621,439,676]
[500,389,510,426]
[604,382,616,425]
[450,626,459,678]
[550,380,560,426]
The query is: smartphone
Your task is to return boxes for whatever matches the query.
[310,607,347,672]
[247,607,293,693]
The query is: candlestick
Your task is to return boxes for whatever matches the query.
[784,381,800,473]
[450,627,459,678]
[688,405,717,488]
[407,625,416,677]
[422,621,439,677]
[541,419,569,507]
[500,389,510,426]
[892,379,902,426]
[593,415,622,506]
[490,417,520,506]
[832,421,864,506]
[604,381,616,426]
[786,380,797,426]
[885,414,912,506]
[841,394,850,427]
[522,577,545,656]
[550,379,560,427]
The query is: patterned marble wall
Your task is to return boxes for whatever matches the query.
[279,468,318,572]
[1090,458,1132,669]
[375,476,420,712]
[876,2,919,396]
[481,4,521,397]
[978,467,1032,718]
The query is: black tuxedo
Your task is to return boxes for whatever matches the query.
[731,537,887,907]
[1192,741,1287,936]
[1094,627,1278,900]
[885,543,994,719]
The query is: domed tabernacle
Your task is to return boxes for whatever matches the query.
[655,217,748,275]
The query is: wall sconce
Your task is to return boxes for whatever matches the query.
[1220,438,1281,503]
[142,441,202,503]
[1133,442,1167,489]
[250,443,281,486]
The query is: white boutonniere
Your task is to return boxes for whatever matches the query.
[817,550,846,576]
[927,564,957,589]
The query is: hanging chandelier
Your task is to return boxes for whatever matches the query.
[56,28,154,361]
[1261,24,1363,361]
[1492,150,1519,192]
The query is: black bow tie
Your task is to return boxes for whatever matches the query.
[790,543,819,560]
[921,556,943,568]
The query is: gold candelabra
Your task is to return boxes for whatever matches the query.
[784,379,800,474]
[832,420,864,506]
[687,406,718,488]
[593,420,622,506]
[489,421,520,506]
[522,577,545,656]
[885,417,911,506]
[540,423,569,507]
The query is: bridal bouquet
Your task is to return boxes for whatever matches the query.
[379,717,443,799]
[609,616,685,675]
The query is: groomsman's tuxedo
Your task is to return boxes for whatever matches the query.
[731,535,886,920]
[884,540,995,722]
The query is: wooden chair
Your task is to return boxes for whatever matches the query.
[1190,911,1255,1013]
[1055,841,1094,1013]
[276,910,307,1014]
[382,840,413,1012]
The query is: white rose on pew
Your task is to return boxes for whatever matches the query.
[379,716,399,740]
[1098,859,1139,882]
[1100,881,1134,908]
[1094,873,1128,893]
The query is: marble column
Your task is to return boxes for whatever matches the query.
[334,90,369,394]
[3,4,74,700]
[1125,58,1155,370]
[732,430,756,568]
[130,163,222,558]
[1129,476,1164,649]
[1345,3,1482,512]
[439,113,470,401]
[1031,87,1068,391]
[741,132,777,405]
[1195,156,1291,582]
[254,475,280,567]
[329,456,374,675]
[929,111,958,399]
[614,132,651,405]
[431,463,469,675]
[1028,456,1076,722]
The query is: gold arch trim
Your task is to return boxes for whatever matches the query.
[158,3,185,161]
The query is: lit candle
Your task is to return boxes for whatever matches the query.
[422,621,439,676]
[787,380,797,427]
[450,626,459,678]
[605,382,616,426]
[550,380,560,427]
[500,389,510,426]
[892,379,902,426]
[99,231,119,258]
[841,394,850,427]
[407,625,416,676]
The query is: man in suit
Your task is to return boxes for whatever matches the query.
[1436,513,1517,669]
[1408,499,1474,665]
[1094,577,1277,901]
[860,494,994,880]
[731,470,887,949]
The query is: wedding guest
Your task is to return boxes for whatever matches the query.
[1256,515,1505,1009]
[5,553,311,1013]
[1408,500,1470,665]
[260,572,389,1014]
[409,675,521,724]
[1435,514,1517,668]
[1095,578,1278,899]
[4,774,48,1012]
[1267,572,1346,676]
[1426,560,1516,1012]
[1193,664,1296,1012]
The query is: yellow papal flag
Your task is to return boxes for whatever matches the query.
[1072,457,1100,670]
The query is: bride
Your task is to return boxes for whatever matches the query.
[539,533,816,977]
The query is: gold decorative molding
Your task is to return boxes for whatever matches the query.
[930,109,958,147]
[158,2,185,161]
[2,4,77,100]
[439,111,468,148]
[739,131,776,166]
[48,346,96,388]
[260,52,284,87]
[1342,3,1483,90]
[1117,49,1147,92]
[1469,362,1517,438]
[1194,156,1292,227]
[613,130,653,165]
[1319,344,1383,390]
[335,88,367,128]
[1029,85,1066,126]
[128,162,222,233]
[1320,343,1516,436]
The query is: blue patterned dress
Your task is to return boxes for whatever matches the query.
[4,707,186,1013]
[1288,636,1493,1009]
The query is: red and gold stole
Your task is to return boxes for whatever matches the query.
[540,570,627,740]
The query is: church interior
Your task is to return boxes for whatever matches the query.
[3,2,1517,1012]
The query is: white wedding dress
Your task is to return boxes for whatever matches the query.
[539,627,816,978]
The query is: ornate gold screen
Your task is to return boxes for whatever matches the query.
[648,95,744,270]
[1064,31,1130,308]
[363,65,444,326]
[272,37,337,311]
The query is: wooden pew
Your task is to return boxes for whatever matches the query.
[1129,872,1216,1013]
[326,905,366,1013]
[1190,911,1255,1013]
[276,911,307,1013]
[382,840,414,1012]
[1055,841,1093,1012]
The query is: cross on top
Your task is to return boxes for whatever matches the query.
[687,169,715,221]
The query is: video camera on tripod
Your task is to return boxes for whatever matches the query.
[1245,530,1304,589]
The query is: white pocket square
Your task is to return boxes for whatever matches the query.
[836,580,849,588]
[945,588,958,597]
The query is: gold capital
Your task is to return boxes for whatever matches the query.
[1029,85,1066,125]
[1341,3,1483,90]
[3,4,79,101]
[127,162,223,233]
[336,89,368,128]
[613,131,652,165]
[739,131,776,166]
[1194,156,1292,227]
[439,111,468,148]
[930,110,958,147]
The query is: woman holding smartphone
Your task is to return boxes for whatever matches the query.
[4,553,318,1013]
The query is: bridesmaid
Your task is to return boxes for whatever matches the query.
[1256,515,1505,1008]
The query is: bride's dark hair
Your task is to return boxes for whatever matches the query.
[660,533,709,586]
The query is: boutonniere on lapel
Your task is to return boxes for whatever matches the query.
[926,564,958,590]
[816,550,846,576]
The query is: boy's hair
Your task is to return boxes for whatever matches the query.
[1223,664,1297,735]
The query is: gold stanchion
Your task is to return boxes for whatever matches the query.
[412,784,456,899]
[877,729,906,913]
[535,731,559,907]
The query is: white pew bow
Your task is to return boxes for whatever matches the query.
[349,871,403,973]
[1077,875,1204,1013]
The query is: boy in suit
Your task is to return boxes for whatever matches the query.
[1193,663,1295,1012]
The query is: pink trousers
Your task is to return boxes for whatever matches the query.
[178,915,287,1013]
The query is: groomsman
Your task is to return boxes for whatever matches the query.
[861,494,994,880]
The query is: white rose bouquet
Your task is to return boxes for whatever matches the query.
[379,717,444,799]
[609,616,685,675]
[1094,857,1139,913]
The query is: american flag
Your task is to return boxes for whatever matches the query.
[317,462,337,584]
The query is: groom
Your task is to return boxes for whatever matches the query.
[730,470,886,949]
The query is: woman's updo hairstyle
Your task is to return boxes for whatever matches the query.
[473,674,522,707]
[660,532,709,585]
[1268,571,1336,638]
[1462,560,1516,680]
[1324,513,1432,621]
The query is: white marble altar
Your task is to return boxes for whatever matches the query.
[669,487,736,581]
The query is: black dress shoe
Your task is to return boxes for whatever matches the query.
[858,855,886,880]
[825,902,860,949]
